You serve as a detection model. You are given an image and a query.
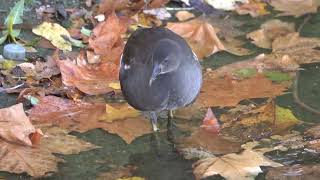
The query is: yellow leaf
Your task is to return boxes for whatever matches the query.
[108,82,121,90]
[101,104,140,122]
[32,22,72,51]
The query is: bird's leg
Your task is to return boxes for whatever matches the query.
[167,110,173,129]
[150,111,159,132]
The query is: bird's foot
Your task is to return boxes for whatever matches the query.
[150,111,159,132]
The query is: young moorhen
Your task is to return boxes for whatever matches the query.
[119,27,202,131]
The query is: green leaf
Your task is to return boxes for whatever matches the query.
[69,37,85,48]
[0,34,8,44]
[233,68,257,78]
[264,71,292,82]
[80,27,92,36]
[4,0,25,25]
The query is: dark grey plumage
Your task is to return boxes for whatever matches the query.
[119,27,202,131]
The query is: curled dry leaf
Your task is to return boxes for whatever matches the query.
[247,19,295,49]
[89,12,128,60]
[0,103,38,146]
[29,96,152,144]
[167,18,225,59]
[192,143,282,180]
[55,51,119,95]
[268,0,320,17]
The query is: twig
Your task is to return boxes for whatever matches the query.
[0,83,25,93]
[297,14,312,33]
[165,7,194,11]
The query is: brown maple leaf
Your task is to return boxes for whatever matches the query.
[55,50,119,95]
[167,18,225,59]
[89,12,128,60]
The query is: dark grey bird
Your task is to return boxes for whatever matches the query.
[119,27,202,131]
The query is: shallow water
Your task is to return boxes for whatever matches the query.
[0,0,320,180]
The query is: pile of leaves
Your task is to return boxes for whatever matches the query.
[0,0,320,179]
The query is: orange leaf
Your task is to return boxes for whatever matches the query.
[167,18,225,59]
[201,108,220,134]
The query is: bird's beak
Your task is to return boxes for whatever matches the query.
[149,65,161,86]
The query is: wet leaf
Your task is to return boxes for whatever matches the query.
[117,177,144,180]
[32,22,72,51]
[197,73,290,107]
[264,71,292,82]
[193,144,282,180]
[305,124,320,138]
[36,124,99,155]
[220,101,301,142]
[247,19,295,49]
[233,68,257,79]
[97,166,136,180]
[221,37,254,56]
[101,104,140,123]
[178,130,241,155]
[29,96,152,144]
[0,103,38,146]
[167,18,225,59]
[0,123,98,177]
[0,139,63,177]
[269,0,320,17]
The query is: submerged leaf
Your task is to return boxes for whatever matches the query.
[264,71,292,82]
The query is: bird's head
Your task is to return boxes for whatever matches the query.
[149,39,181,86]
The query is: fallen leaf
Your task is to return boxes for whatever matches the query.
[55,51,119,95]
[117,177,144,180]
[97,165,136,180]
[101,104,140,123]
[143,8,171,20]
[167,18,225,59]
[197,73,290,107]
[178,130,241,155]
[98,0,169,16]
[266,164,320,180]
[200,108,220,133]
[268,0,320,17]
[0,103,38,146]
[247,19,295,49]
[272,33,320,64]
[193,145,282,180]
[29,96,152,144]
[32,22,72,51]
[220,100,301,142]
[221,37,254,56]
[0,123,97,177]
[0,139,63,177]
[305,124,320,138]
[236,0,269,17]
[89,12,128,60]
[175,11,195,21]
